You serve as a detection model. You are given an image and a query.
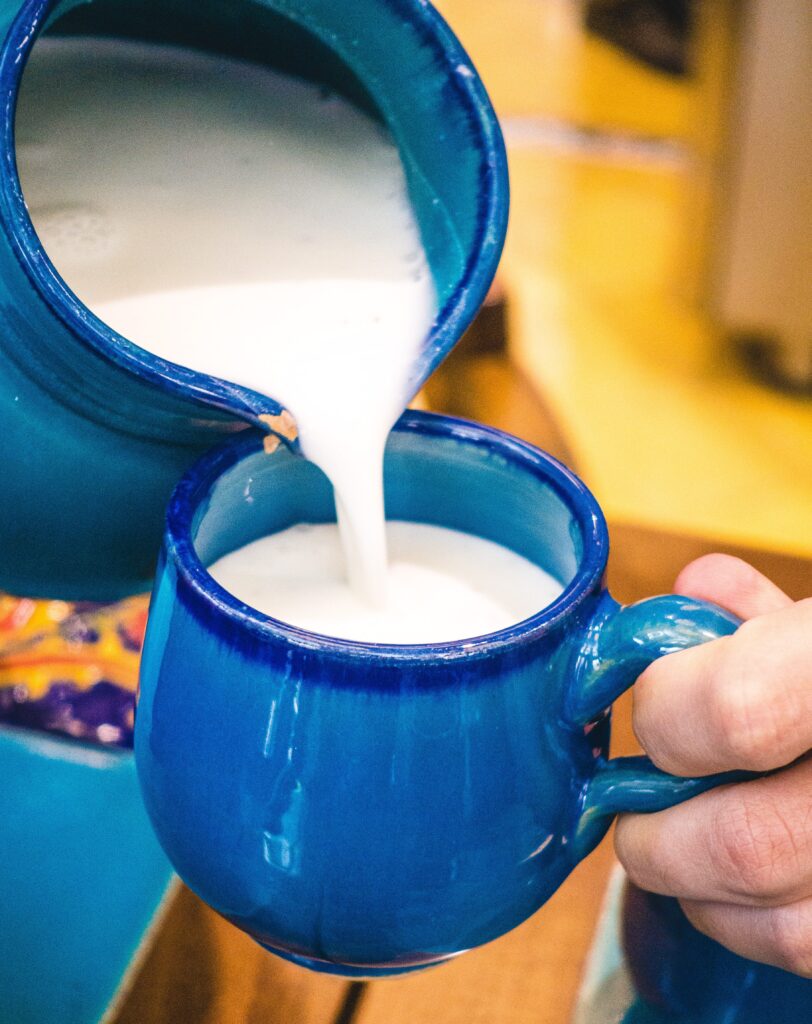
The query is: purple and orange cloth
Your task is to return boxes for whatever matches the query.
[0,592,148,748]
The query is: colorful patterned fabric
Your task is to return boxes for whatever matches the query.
[0,594,148,748]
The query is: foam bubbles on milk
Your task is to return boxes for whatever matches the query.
[31,204,119,264]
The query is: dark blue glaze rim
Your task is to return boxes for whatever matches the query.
[165,410,609,667]
[0,0,508,425]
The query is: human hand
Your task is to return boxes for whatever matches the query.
[615,554,812,975]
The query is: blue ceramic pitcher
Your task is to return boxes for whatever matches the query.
[0,0,507,600]
[135,412,747,977]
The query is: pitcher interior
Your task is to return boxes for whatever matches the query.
[15,0,496,339]
[190,418,587,619]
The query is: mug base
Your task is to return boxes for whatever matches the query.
[255,940,451,978]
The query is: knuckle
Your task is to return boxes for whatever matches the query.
[771,905,812,978]
[711,791,801,900]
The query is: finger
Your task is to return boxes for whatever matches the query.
[681,896,812,978]
[632,598,812,775]
[675,554,793,621]
[615,757,812,906]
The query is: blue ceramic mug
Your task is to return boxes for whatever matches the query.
[135,411,745,977]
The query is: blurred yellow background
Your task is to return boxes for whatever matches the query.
[434,0,812,559]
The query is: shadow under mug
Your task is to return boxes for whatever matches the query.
[135,411,745,977]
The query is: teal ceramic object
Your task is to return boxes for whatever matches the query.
[0,0,507,600]
[0,725,173,1024]
[621,885,812,1023]
[135,412,748,977]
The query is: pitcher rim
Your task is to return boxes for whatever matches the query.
[0,0,509,422]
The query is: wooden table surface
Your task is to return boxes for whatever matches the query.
[117,345,812,1024]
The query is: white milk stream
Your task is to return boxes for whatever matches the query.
[17,37,563,640]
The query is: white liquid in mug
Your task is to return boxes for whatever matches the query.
[209,522,563,643]
[17,37,563,640]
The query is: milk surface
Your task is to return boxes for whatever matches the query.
[209,522,563,643]
[16,37,436,601]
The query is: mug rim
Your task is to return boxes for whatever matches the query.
[165,410,609,665]
[0,0,508,423]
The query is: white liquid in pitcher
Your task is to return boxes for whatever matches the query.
[16,37,436,601]
[17,37,563,641]
[209,522,563,643]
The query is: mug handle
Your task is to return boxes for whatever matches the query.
[567,594,758,861]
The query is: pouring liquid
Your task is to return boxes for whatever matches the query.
[17,36,436,604]
[17,37,564,638]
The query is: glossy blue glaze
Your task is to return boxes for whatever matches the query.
[622,886,812,1023]
[136,411,744,976]
[0,0,507,599]
[0,725,173,1024]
